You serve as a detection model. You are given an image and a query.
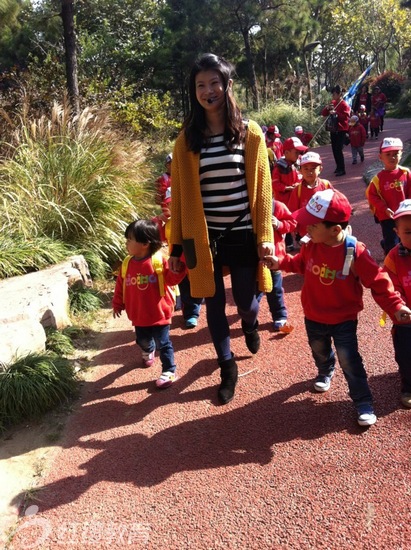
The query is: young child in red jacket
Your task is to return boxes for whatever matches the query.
[265,124,283,160]
[264,188,411,427]
[294,125,313,147]
[288,151,333,243]
[369,108,381,140]
[366,137,411,255]
[383,199,411,408]
[348,115,366,164]
[271,136,308,251]
[357,105,369,138]
[112,219,186,388]
[264,199,297,332]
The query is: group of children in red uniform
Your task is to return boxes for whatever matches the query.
[261,128,411,426]
[111,120,411,429]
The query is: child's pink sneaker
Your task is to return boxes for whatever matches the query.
[155,371,177,389]
[142,350,155,367]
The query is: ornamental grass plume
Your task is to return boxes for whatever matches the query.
[0,101,152,275]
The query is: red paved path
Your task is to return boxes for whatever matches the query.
[9,119,411,549]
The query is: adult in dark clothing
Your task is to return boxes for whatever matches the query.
[353,84,372,114]
[321,85,351,176]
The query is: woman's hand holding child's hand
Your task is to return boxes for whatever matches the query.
[262,255,279,271]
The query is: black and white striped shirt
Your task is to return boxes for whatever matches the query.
[200,134,252,232]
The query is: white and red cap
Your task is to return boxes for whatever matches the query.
[393,199,411,220]
[283,136,308,153]
[267,125,281,137]
[293,188,352,226]
[300,151,322,166]
[380,137,403,152]
[295,125,303,134]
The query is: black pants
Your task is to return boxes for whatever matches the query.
[330,131,346,172]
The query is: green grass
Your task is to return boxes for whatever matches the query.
[0,234,71,278]
[0,352,79,431]
[0,102,155,278]
[69,285,103,315]
[45,327,75,356]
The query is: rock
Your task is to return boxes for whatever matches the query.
[0,255,91,365]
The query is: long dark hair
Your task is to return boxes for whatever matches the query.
[183,53,245,153]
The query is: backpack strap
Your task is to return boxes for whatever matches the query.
[151,250,165,297]
[121,251,166,300]
[366,175,382,215]
[342,233,357,276]
[121,255,132,301]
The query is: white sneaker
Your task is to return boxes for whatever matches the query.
[313,374,333,392]
[156,371,177,389]
[356,404,377,426]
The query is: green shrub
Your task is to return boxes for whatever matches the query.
[371,71,405,104]
[110,86,181,139]
[69,285,103,315]
[249,100,329,145]
[390,80,411,117]
[45,327,75,356]
[0,352,78,431]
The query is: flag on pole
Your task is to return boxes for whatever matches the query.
[343,62,375,107]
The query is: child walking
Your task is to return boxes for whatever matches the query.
[348,115,366,164]
[271,136,308,251]
[288,151,333,242]
[366,137,411,255]
[369,108,381,140]
[112,219,186,389]
[383,199,411,408]
[265,124,283,160]
[155,153,172,205]
[264,189,411,427]
[265,199,297,331]
[357,105,369,138]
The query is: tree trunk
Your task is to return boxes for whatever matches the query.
[61,0,80,116]
[242,29,259,110]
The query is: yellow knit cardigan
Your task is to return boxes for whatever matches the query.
[170,119,273,297]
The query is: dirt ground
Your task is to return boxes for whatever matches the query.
[2,118,411,549]
[0,314,112,546]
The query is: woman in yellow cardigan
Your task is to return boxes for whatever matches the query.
[169,53,274,404]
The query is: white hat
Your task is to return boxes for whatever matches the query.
[393,199,411,220]
[300,151,322,166]
[380,137,403,152]
[295,125,303,133]
[349,115,359,125]
[165,153,173,163]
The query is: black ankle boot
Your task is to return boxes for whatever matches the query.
[218,356,238,404]
[241,320,260,354]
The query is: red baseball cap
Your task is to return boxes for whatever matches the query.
[283,136,308,153]
[293,188,352,226]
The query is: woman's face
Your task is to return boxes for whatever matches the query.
[195,69,228,111]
